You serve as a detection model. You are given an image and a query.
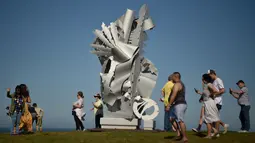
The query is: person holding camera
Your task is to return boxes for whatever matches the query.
[92,93,103,129]
[230,80,250,133]
[194,74,220,138]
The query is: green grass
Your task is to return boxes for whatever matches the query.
[0,131,254,143]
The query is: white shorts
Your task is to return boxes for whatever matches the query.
[173,104,187,122]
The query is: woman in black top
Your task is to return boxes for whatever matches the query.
[28,104,37,125]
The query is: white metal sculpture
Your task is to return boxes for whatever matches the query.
[90,4,159,125]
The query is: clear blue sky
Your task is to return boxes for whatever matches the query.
[0,0,254,131]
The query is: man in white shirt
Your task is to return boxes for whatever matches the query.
[208,70,229,134]
[33,103,44,132]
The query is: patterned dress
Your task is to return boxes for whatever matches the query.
[19,98,33,132]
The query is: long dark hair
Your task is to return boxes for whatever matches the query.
[20,84,29,98]
[15,85,21,97]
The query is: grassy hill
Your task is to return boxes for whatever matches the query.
[0,130,254,143]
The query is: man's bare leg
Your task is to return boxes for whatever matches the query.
[179,121,188,142]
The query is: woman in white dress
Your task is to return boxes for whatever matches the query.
[72,91,85,131]
[195,74,220,138]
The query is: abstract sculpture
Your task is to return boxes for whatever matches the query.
[90,4,159,129]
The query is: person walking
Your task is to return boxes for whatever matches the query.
[33,103,44,132]
[192,98,205,133]
[230,80,250,133]
[6,86,25,135]
[166,72,188,143]
[28,104,37,129]
[19,84,33,133]
[161,75,175,132]
[92,94,103,129]
[208,70,229,134]
[72,91,85,131]
[192,82,206,133]
[194,74,221,138]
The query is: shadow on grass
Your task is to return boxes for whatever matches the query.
[164,135,183,141]
[42,133,50,136]
[164,135,176,139]
[193,132,219,140]
[194,132,207,138]
[19,132,35,135]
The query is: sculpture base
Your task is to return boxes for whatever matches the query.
[100,118,138,130]
[143,120,156,130]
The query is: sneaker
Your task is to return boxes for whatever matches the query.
[204,136,212,139]
[192,128,199,133]
[223,124,229,134]
[211,129,220,138]
[238,130,249,133]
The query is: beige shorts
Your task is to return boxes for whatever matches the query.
[36,117,43,127]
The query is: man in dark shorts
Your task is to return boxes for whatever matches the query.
[208,70,229,135]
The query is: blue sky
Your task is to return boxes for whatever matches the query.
[0,0,254,131]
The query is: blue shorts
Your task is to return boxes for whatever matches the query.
[169,107,176,119]
[173,104,187,122]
